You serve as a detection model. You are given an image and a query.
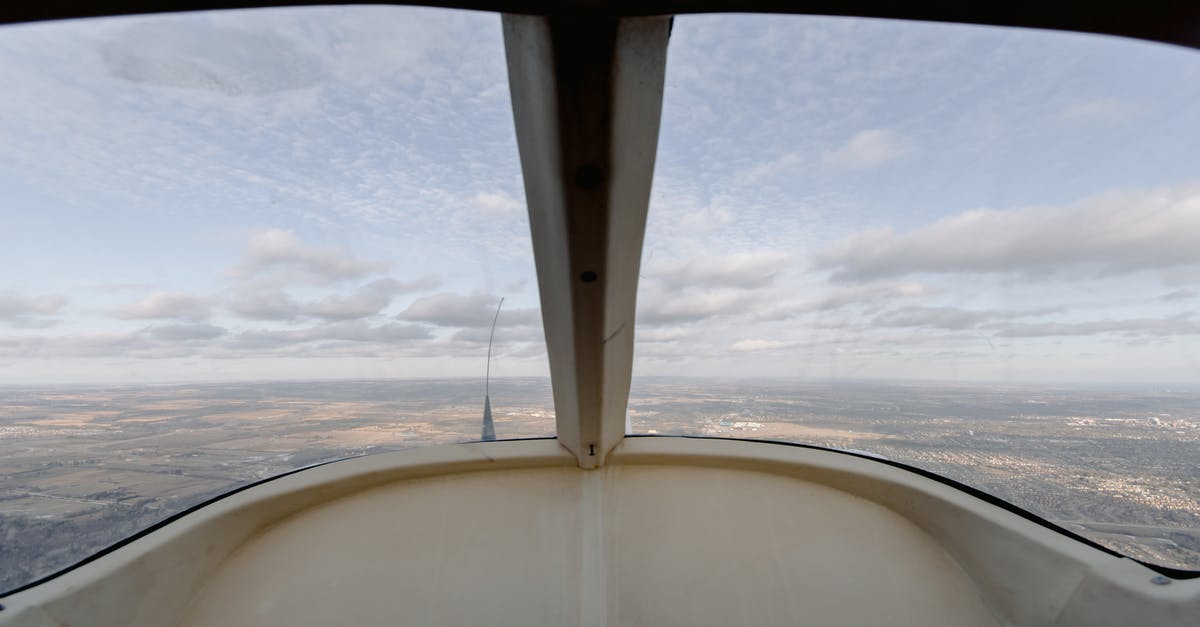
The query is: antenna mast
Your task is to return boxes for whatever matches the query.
[482,297,503,441]
[486,297,504,398]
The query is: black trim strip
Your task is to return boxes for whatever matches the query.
[1,2,1200,51]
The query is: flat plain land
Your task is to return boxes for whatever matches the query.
[1,377,1197,593]
[0,379,554,591]
[629,378,1200,572]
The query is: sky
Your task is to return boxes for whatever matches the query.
[0,8,1198,385]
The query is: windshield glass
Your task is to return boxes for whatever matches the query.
[634,15,1200,571]
[0,6,550,593]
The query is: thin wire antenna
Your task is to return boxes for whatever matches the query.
[485,297,504,398]
[481,298,503,442]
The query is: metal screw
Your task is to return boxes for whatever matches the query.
[575,164,604,189]
[1150,575,1172,586]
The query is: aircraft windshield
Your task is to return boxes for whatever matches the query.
[4,5,1199,595]
[633,15,1200,571]
[0,6,551,593]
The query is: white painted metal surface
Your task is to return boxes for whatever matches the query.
[3,438,1196,626]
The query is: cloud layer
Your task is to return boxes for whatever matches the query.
[3,10,1200,385]
[816,187,1200,282]
[823,129,908,170]
[0,291,66,326]
[230,229,388,285]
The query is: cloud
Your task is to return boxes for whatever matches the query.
[730,339,796,352]
[871,306,992,330]
[5,12,1196,384]
[397,292,539,328]
[94,282,162,292]
[1059,98,1132,125]
[449,325,544,344]
[470,190,522,217]
[676,199,736,232]
[227,290,301,321]
[816,186,1200,281]
[99,18,328,95]
[996,317,1200,338]
[0,291,67,317]
[750,281,935,322]
[142,323,227,341]
[0,290,67,326]
[0,320,434,360]
[0,8,543,375]
[234,320,433,348]
[110,292,209,320]
[823,129,907,170]
[227,277,439,321]
[3,318,61,330]
[1160,289,1196,302]
[100,20,326,96]
[734,152,805,185]
[230,229,387,286]
[637,289,754,325]
[815,281,932,311]
[302,278,437,321]
[638,327,692,343]
[0,331,145,358]
[648,251,790,291]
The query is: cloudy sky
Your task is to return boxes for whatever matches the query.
[1,8,1198,385]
